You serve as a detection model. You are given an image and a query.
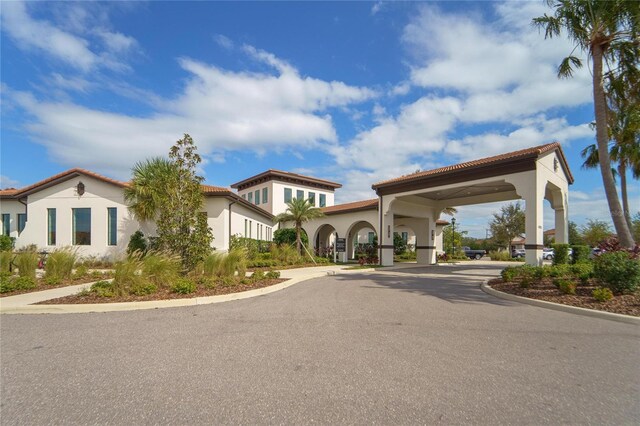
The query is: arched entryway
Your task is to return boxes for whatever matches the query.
[346,220,377,260]
[313,224,337,258]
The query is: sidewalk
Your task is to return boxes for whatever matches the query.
[0,264,365,314]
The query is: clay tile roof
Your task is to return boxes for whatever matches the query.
[0,189,18,198]
[372,142,573,189]
[201,184,231,194]
[231,169,342,190]
[435,219,449,225]
[322,199,378,215]
[13,168,128,197]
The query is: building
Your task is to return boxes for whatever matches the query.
[230,169,341,215]
[0,142,572,266]
[0,169,274,258]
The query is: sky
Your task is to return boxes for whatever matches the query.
[1,1,637,238]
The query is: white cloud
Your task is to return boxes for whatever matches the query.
[1,1,137,72]
[330,2,595,203]
[214,34,234,50]
[10,47,375,179]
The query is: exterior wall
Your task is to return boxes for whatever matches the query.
[0,199,27,240]
[15,176,136,259]
[236,182,274,217]
[204,197,275,252]
[270,181,335,216]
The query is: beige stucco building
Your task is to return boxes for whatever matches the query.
[0,142,571,266]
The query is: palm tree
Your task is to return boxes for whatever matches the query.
[275,198,325,254]
[124,157,177,221]
[581,61,640,233]
[533,0,638,247]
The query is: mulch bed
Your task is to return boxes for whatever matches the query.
[488,278,640,317]
[0,273,114,298]
[36,278,286,305]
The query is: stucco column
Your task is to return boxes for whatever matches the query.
[379,212,394,266]
[406,217,435,265]
[555,207,568,244]
[524,185,544,266]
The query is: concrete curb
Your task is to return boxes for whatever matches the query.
[0,268,370,315]
[481,281,640,325]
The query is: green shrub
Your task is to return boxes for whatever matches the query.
[229,235,270,260]
[552,243,570,265]
[220,276,236,287]
[91,280,116,297]
[501,267,517,282]
[203,252,225,276]
[12,276,37,291]
[549,264,571,278]
[90,270,105,279]
[199,276,218,289]
[314,256,331,264]
[273,228,309,247]
[0,272,13,293]
[571,245,591,264]
[251,270,265,281]
[131,282,157,296]
[13,251,38,279]
[552,278,576,294]
[592,287,613,302]
[142,252,181,288]
[45,248,76,282]
[570,263,593,285]
[265,270,281,279]
[203,249,247,278]
[73,264,89,279]
[171,278,196,294]
[489,250,512,261]
[0,251,13,273]
[127,231,148,255]
[0,235,15,251]
[594,251,640,294]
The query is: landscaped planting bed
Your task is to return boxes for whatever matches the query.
[0,270,114,297]
[489,278,640,316]
[39,275,286,304]
[488,250,640,317]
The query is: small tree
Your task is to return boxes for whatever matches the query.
[581,219,612,247]
[568,221,584,245]
[275,198,324,255]
[125,134,213,270]
[442,224,467,254]
[489,202,525,252]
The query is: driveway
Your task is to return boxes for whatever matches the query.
[1,264,638,424]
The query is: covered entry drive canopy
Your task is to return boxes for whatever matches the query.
[372,142,573,266]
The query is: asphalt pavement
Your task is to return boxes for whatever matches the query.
[1,264,638,424]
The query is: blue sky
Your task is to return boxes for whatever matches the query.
[1,1,636,237]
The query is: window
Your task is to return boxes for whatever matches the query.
[244,219,248,237]
[296,190,304,201]
[1,213,9,236]
[402,232,408,244]
[319,194,326,207]
[368,232,375,243]
[17,213,26,235]
[262,187,268,204]
[284,188,292,203]
[107,208,117,246]
[308,192,316,206]
[248,192,253,203]
[72,208,91,245]
[255,190,260,205]
[47,208,56,245]
[249,220,252,238]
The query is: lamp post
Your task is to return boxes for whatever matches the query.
[451,217,456,256]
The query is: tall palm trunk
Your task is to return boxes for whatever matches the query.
[618,161,633,232]
[295,223,302,254]
[592,43,635,247]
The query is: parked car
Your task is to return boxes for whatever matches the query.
[543,247,573,261]
[462,246,486,260]
[511,249,525,259]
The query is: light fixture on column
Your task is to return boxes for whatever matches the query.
[451,217,456,255]
[76,181,85,196]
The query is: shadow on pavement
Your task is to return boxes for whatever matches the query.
[334,270,517,307]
